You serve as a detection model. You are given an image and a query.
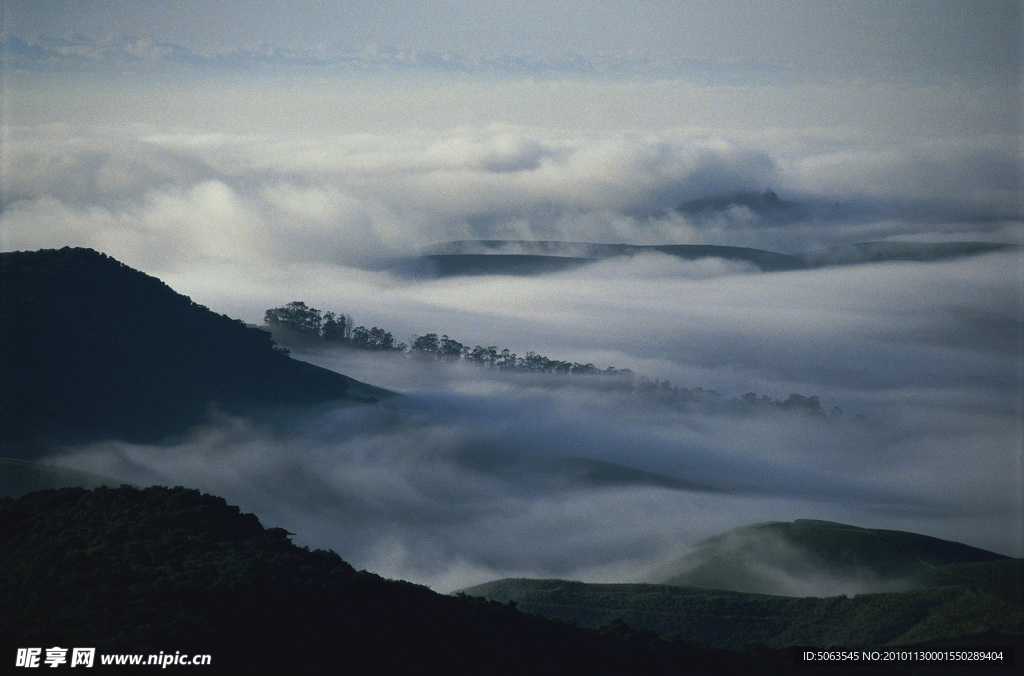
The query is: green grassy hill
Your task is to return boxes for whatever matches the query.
[646,520,1010,595]
[458,521,1022,652]
[458,575,1023,650]
[0,247,390,458]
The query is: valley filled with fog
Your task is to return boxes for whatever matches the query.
[41,244,1022,591]
[2,22,1020,592]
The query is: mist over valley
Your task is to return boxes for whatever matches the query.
[4,243,1019,594]
[1,3,1021,668]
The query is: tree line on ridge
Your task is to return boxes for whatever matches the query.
[264,301,847,419]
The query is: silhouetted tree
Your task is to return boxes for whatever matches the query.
[321,311,350,341]
[411,333,440,355]
[351,326,396,350]
[781,393,824,416]
[265,301,322,337]
[258,301,842,421]
[468,345,499,366]
[438,335,465,361]
[496,348,517,369]
[369,327,395,350]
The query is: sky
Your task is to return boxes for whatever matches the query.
[4,0,1021,75]
[1,1,1022,591]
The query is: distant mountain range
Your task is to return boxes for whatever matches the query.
[420,236,1015,276]
[421,239,807,274]
[0,247,388,458]
[418,189,1017,277]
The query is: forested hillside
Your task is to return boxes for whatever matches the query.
[0,486,788,675]
[0,248,388,457]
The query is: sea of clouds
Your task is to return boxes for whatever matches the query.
[2,53,1021,591]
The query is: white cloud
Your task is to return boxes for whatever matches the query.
[3,47,1021,593]
[51,238,1023,589]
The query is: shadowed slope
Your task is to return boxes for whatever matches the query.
[0,247,390,457]
[0,486,783,675]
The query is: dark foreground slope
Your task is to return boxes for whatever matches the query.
[0,486,788,675]
[0,247,388,457]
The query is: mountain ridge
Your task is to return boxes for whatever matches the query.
[457,520,1022,651]
[419,238,1015,277]
[0,247,390,457]
[645,519,1011,594]
[0,485,785,675]
[456,575,1023,651]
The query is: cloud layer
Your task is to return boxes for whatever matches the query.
[3,119,1019,283]
[3,45,1021,593]
[46,247,1024,591]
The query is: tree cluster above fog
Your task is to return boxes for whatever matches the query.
[264,301,844,420]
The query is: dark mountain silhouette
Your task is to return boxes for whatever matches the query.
[418,238,1015,277]
[801,240,1014,266]
[0,247,389,457]
[422,240,806,275]
[0,485,787,675]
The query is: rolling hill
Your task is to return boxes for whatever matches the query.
[458,521,1022,653]
[458,576,1022,651]
[645,520,1011,595]
[0,247,390,458]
